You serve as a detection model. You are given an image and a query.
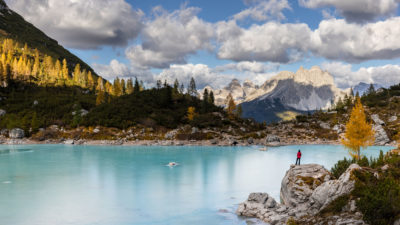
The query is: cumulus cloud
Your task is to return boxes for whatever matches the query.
[214,61,279,73]
[216,16,400,64]
[299,0,400,23]
[155,64,234,89]
[92,59,154,83]
[216,20,312,63]
[311,18,400,62]
[125,6,214,69]
[321,62,400,88]
[234,0,291,22]
[6,0,143,49]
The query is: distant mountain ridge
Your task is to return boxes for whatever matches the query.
[205,66,349,123]
[353,82,384,96]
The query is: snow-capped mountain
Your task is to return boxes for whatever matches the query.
[203,66,349,122]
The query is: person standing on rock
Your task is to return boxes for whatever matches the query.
[295,150,301,165]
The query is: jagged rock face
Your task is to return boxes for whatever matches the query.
[237,163,363,225]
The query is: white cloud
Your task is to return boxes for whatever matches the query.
[156,64,234,89]
[125,6,214,69]
[6,0,143,49]
[214,61,279,73]
[311,18,400,62]
[299,0,400,23]
[92,60,154,83]
[321,62,400,88]
[216,20,312,63]
[234,0,291,22]
[216,17,400,64]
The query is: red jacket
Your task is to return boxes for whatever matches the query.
[297,151,301,158]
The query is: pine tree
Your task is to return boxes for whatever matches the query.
[96,90,105,105]
[202,88,209,113]
[121,79,126,95]
[73,64,81,85]
[341,97,375,160]
[32,50,40,77]
[188,77,197,96]
[31,112,40,133]
[113,77,122,96]
[236,105,243,117]
[134,77,140,93]
[62,59,69,81]
[173,79,179,93]
[156,80,162,89]
[226,93,236,118]
[126,78,134,94]
[179,83,185,94]
[367,83,375,95]
[87,71,95,89]
[96,77,104,92]
[209,91,215,104]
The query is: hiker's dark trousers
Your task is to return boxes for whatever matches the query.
[295,158,301,165]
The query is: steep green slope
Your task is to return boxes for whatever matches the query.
[0,0,95,74]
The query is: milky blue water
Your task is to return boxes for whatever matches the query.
[0,144,394,225]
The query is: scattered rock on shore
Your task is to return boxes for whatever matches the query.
[9,128,25,139]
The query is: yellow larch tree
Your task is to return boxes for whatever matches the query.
[187,107,196,121]
[341,97,375,160]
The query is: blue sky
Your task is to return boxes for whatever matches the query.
[6,0,400,89]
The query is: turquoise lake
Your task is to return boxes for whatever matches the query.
[0,144,394,225]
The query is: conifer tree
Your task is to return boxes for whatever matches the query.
[121,78,126,95]
[96,77,104,91]
[126,78,134,94]
[179,83,184,94]
[62,59,69,81]
[173,79,179,94]
[96,90,105,105]
[134,77,140,93]
[226,93,236,118]
[113,77,122,96]
[341,97,375,160]
[87,71,95,89]
[73,64,81,84]
[209,90,215,104]
[188,77,197,96]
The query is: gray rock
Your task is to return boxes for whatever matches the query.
[266,135,280,143]
[280,164,331,208]
[64,139,74,145]
[394,218,400,225]
[165,129,178,139]
[33,100,39,105]
[0,129,8,136]
[80,109,89,116]
[191,127,199,134]
[319,122,330,130]
[310,164,361,213]
[93,128,100,133]
[9,128,25,139]
[373,124,390,145]
[247,137,254,144]
[371,114,385,126]
[389,115,398,122]
[0,109,6,116]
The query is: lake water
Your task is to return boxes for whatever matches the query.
[0,144,394,225]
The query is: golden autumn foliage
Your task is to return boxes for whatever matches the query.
[341,97,375,160]
[187,107,196,121]
[226,93,236,118]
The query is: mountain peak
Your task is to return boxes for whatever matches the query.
[294,66,334,87]
[0,0,8,10]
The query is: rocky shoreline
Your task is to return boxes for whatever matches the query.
[236,164,367,225]
[0,136,343,147]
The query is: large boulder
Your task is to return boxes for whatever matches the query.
[9,128,25,139]
[0,109,6,116]
[280,164,331,209]
[373,124,390,145]
[310,164,361,213]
